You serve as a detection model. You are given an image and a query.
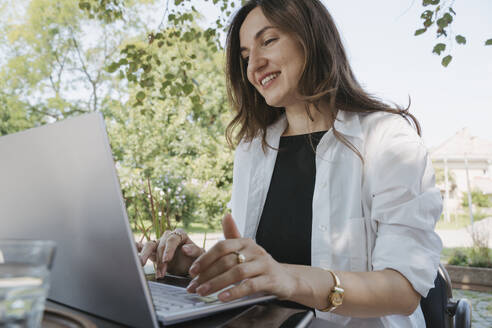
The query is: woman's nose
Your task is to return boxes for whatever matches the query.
[247,49,267,76]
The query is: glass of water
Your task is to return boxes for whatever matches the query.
[0,240,56,328]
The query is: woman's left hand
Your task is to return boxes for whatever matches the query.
[186,214,298,302]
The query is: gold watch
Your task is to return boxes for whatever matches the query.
[320,269,344,312]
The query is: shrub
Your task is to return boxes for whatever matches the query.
[469,247,492,268]
[448,249,469,266]
[462,189,492,208]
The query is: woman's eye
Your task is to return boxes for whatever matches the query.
[243,57,249,65]
[263,38,277,46]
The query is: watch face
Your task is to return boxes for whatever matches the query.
[330,286,344,307]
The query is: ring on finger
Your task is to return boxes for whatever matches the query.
[233,251,246,264]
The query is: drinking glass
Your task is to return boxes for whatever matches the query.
[0,240,56,328]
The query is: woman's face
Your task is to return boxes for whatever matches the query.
[239,7,305,108]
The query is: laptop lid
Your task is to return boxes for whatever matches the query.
[0,113,159,328]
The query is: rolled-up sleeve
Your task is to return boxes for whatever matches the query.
[367,119,443,297]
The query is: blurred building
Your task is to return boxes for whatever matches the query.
[430,128,492,221]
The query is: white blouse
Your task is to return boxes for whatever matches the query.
[229,110,443,328]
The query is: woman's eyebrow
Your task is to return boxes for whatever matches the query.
[240,26,276,54]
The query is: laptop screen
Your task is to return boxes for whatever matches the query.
[0,113,158,328]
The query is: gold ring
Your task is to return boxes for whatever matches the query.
[234,251,246,264]
[170,230,184,243]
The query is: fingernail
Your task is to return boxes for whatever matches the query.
[186,280,198,292]
[189,263,199,275]
[219,292,230,301]
[196,284,209,296]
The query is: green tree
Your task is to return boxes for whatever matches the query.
[0,0,234,235]
[0,0,156,122]
[462,189,492,208]
[107,26,233,231]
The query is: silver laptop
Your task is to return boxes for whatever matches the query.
[0,112,274,327]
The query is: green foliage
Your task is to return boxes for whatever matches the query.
[462,190,492,208]
[78,0,124,23]
[469,247,492,268]
[441,55,452,67]
[1,0,234,238]
[434,167,457,187]
[448,248,492,268]
[432,43,446,55]
[455,35,466,45]
[415,0,491,67]
[448,249,468,266]
[105,23,234,234]
[0,91,35,136]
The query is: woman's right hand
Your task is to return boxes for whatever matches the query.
[137,229,204,278]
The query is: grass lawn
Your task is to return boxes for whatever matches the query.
[436,211,490,230]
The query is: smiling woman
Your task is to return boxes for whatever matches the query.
[238,9,305,111]
[138,1,443,327]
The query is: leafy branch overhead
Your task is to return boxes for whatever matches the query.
[415,0,492,67]
[80,0,242,106]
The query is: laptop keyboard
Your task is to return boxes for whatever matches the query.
[149,281,221,316]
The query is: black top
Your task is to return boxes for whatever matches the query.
[255,131,326,266]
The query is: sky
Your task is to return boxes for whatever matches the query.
[194,0,492,148]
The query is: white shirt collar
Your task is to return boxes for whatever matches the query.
[266,110,364,143]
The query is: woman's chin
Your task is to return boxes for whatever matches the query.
[263,97,284,108]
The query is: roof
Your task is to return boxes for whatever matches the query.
[430,128,492,160]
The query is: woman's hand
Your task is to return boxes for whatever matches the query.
[186,214,298,302]
[137,229,205,278]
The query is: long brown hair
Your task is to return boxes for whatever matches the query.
[225,0,420,157]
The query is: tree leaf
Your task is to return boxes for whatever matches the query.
[455,35,466,45]
[183,84,193,95]
[107,62,119,73]
[441,55,452,67]
[432,43,446,55]
[136,91,146,101]
[415,28,427,36]
[485,39,492,46]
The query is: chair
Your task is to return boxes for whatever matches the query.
[420,263,472,328]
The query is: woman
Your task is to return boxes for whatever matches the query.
[138,0,442,326]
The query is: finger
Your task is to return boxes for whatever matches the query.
[135,241,143,252]
[149,250,157,263]
[189,239,245,277]
[139,241,157,266]
[155,262,167,280]
[181,243,204,258]
[156,232,170,277]
[194,260,263,297]
[222,214,241,239]
[186,253,240,293]
[162,228,188,262]
[217,276,269,302]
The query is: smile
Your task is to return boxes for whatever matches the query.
[260,72,280,86]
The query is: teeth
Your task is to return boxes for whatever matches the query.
[261,73,279,86]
